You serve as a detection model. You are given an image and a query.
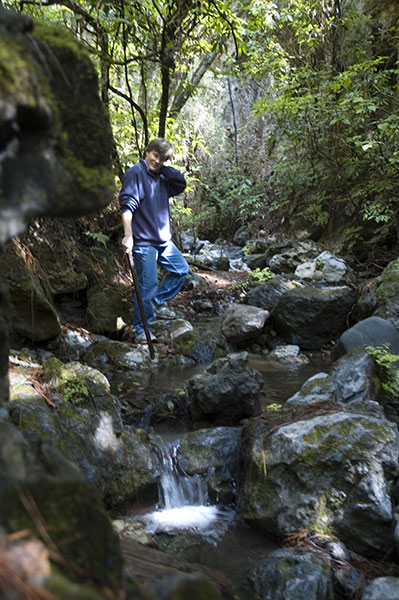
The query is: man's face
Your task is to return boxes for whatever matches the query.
[145,150,168,173]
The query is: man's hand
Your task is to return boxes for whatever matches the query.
[122,234,134,253]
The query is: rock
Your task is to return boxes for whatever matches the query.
[285,373,334,408]
[221,303,270,343]
[249,549,334,600]
[83,339,154,370]
[86,285,131,335]
[268,344,310,366]
[374,259,399,330]
[233,224,252,247]
[244,277,297,311]
[332,316,399,360]
[272,285,356,349]
[240,410,398,558]
[0,421,123,587]
[0,12,114,246]
[295,251,355,284]
[186,352,263,425]
[0,247,61,342]
[243,253,268,270]
[177,427,242,503]
[266,239,323,274]
[361,577,399,600]
[8,379,158,506]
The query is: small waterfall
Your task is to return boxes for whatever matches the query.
[158,440,208,509]
[143,437,235,542]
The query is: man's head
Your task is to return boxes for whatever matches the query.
[144,138,173,172]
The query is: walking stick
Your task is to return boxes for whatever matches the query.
[126,250,155,359]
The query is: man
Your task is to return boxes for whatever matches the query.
[119,138,189,343]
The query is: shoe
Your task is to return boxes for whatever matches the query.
[153,304,176,319]
[136,331,157,343]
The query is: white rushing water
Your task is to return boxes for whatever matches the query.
[142,439,235,542]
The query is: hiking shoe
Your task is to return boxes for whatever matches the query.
[136,331,156,343]
[153,304,176,319]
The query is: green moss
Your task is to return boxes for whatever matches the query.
[61,152,114,194]
[32,21,90,59]
[0,36,30,96]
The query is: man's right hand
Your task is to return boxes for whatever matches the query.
[122,235,134,253]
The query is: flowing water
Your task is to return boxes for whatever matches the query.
[117,350,331,597]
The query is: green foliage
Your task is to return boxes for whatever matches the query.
[196,162,264,238]
[249,267,273,282]
[57,373,90,405]
[86,231,110,246]
[244,0,399,250]
[367,344,399,401]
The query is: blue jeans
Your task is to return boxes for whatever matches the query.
[132,241,189,333]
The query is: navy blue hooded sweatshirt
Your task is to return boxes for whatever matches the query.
[119,158,186,246]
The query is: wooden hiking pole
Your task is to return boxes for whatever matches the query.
[126,251,155,359]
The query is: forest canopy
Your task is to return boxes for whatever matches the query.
[4,0,399,258]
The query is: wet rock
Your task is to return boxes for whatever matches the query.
[83,339,155,370]
[186,352,263,425]
[221,303,270,343]
[240,410,398,558]
[177,427,242,502]
[268,344,310,366]
[332,316,399,360]
[249,548,334,600]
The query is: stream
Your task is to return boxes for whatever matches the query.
[113,350,331,598]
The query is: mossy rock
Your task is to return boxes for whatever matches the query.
[0,247,61,341]
[86,286,131,335]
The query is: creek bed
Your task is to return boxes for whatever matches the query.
[114,351,331,598]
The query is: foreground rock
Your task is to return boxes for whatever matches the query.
[9,361,158,506]
[0,421,123,591]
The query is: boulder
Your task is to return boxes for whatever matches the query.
[240,409,398,558]
[272,285,356,349]
[186,352,263,425]
[83,339,155,371]
[221,304,270,343]
[0,11,114,246]
[295,251,355,284]
[332,316,399,360]
[266,239,323,274]
[8,380,158,506]
[268,344,310,366]
[244,277,297,311]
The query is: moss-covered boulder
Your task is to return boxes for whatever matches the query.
[0,246,61,341]
[83,339,155,371]
[0,8,114,245]
[240,410,398,558]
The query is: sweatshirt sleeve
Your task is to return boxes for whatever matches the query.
[119,167,142,213]
[161,166,186,197]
